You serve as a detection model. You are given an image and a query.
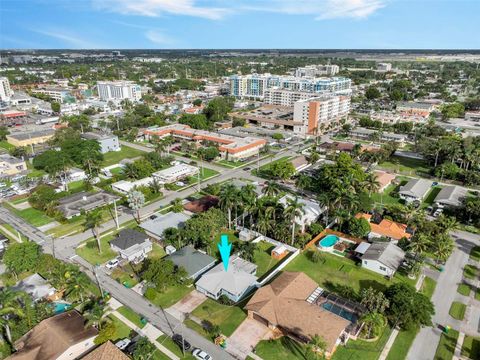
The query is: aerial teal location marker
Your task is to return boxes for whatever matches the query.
[218,234,232,271]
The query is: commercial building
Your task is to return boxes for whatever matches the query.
[152,163,199,184]
[396,101,435,117]
[349,127,408,145]
[144,124,267,161]
[0,77,13,102]
[0,154,27,176]
[293,95,351,135]
[97,81,141,101]
[81,132,120,154]
[111,177,154,195]
[229,73,351,99]
[264,88,322,107]
[31,87,74,103]
[6,129,55,147]
[295,64,339,77]
[377,63,392,72]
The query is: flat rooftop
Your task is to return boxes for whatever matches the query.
[56,190,120,218]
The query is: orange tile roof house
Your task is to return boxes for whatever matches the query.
[246,272,362,358]
[373,171,396,192]
[356,213,411,241]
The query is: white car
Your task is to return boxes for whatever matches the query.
[106,258,120,269]
[115,338,131,350]
[192,348,212,360]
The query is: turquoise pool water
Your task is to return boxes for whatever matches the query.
[319,235,339,248]
[53,301,71,314]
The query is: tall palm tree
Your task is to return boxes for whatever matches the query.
[284,196,305,245]
[241,184,257,226]
[83,210,104,253]
[0,289,25,344]
[305,334,327,360]
[127,190,145,222]
[363,172,381,197]
[83,300,109,330]
[65,270,90,303]
[317,193,330,227]
[262,180,280,197]
[257,214,274,236]
[408,234,431,255]
[360,312,386,339]
[122,163,139,179]
[295,174,311,193]
[219,184,237,229]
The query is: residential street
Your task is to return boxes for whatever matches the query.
[407,230,480,360]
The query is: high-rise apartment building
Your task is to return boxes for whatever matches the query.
[0,77,13,102]
[294,64,340,77]
[293,95,351,135]
[97,81,142,101]
[229,74,351,99]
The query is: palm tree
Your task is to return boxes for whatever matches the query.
[83,300,109,330]
[219,184,237,229]
[295,174,311,193]
[262,181,280,197]
[257,214,274,236]
[241,184,257,226]
[317,193,330,227]
[237,242,256,262]
[284,196,305,245]
[360,312,386,339]
[305,334,327,360]
[83,210,104,253]
[0,289,25,344]
[434,235,454,262]
[437,214,458,233]
[127,190,145,222]
[65,270,90,303]
[122,163,139,179]
[363,172,381,197]
[408,234,431,255]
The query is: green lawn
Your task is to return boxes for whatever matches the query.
[149,285,193,308]
[156,335,196,359]
[111,265,139,288]
[457,283,471,297]
[434,329,459,360]
[423,187,442,206]
[449,301,467,320]
[117,306,146,329]
[102,146,146,167]
[190,298,247,337]
[108,314,133,340]
[333,326,393,360]
[67,180,86,192]
[370,183,402,206]
[421,277,437,299]
[385,327,419,360]
[150,243,166,259]
[76,232,117,265]
[285,251,415,295]
[0,141,15,151]
[476,288,480,301]
[470,246,480,262]
[253,241,281,278]
[463,265,478,280]
[255,338,308,360]
[378,156,431,176]
[461,335,480,360]
[4,204,54,227]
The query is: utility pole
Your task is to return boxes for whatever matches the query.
[113,199,119,230]
[257,149,260,172]
[93,265,104,298]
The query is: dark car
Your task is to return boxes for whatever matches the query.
[172,334,191,352]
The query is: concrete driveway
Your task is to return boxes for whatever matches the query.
[227,318,272,359]
[167,289,206,320]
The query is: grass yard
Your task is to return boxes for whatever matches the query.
[150,243,166,259]
[332,326,392,360]
[111,265,139,288]
[149,285,193,308]
[423,187,442,206]
[470,246,480,262]
[108,314,133,340]
[253,241,281,278]
[457,283,471,297]
[370,183,402,205]
[117,306,146,329]
[285,251,415,295]
[463,265,478,280]
[461,335,480,360]
[434,329,459,360]
[76,232,117,265]
[156,335,196,359]
[476,288,480,301]
[190,298,247,337]
[5,204,54,227]
[0,141,15,151]
[102,146,146,167]
[449,301,467,320]
[385,326,419,360]
[421,277,437,299]
[378,156,431,176]
[254,337,308,360]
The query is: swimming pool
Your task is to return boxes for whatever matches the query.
[53,301,71,314]
[322,302,358,322]
[319,235,339,248]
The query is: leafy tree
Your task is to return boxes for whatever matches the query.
[0,126,9,140]
[365,86,381,100]
[203,96,235,122]
[345,217,371,238]
[51,101,61,113]
[3,242,41,277]
[178,113,210,130]
[9,146,27,158]
[272,133,284,141]
[441,102,465,119]
[143,259,187,292]
[29,184,58,212]
[232,117,246,127]
[198,146,219,161]
[132,337,158,360]
[94,322,116,345]
[170,198,184,213]
[385,283,434,330]
[360,287,390,314]
[61,114,91,132]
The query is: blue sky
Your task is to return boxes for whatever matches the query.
[1,0,479,49]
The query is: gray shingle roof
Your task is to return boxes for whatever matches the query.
[166,245,216,278]
[399,179,431,199]
[110,229,148,250]
[434,185,467,207]
[140,212,191,238]
[361,242,405,271]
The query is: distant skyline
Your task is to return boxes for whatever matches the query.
[1,0,479,50]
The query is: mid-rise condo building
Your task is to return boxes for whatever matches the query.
[97,81,142,102]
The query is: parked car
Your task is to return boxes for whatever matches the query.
[192,348,212,360]
[172,334,191,352]
[106,258,120,269]
[115,338,131,350]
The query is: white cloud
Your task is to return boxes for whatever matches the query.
[242,0,386,20]
[32,29,102,48]
[93,0,229,20]
[145,29,175,45]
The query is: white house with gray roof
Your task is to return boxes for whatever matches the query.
[140,212,191,240]
[110,229,152,264]
[434,185,467,208]
[195,255,258,302]
[279,194,325,232]
[12,273,57,302]
[398,178,431,203]
[361,242,405,277]
[166,245,216,280]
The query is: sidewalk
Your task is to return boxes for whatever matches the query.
[0,225,23,242]
[107,305,179,360]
